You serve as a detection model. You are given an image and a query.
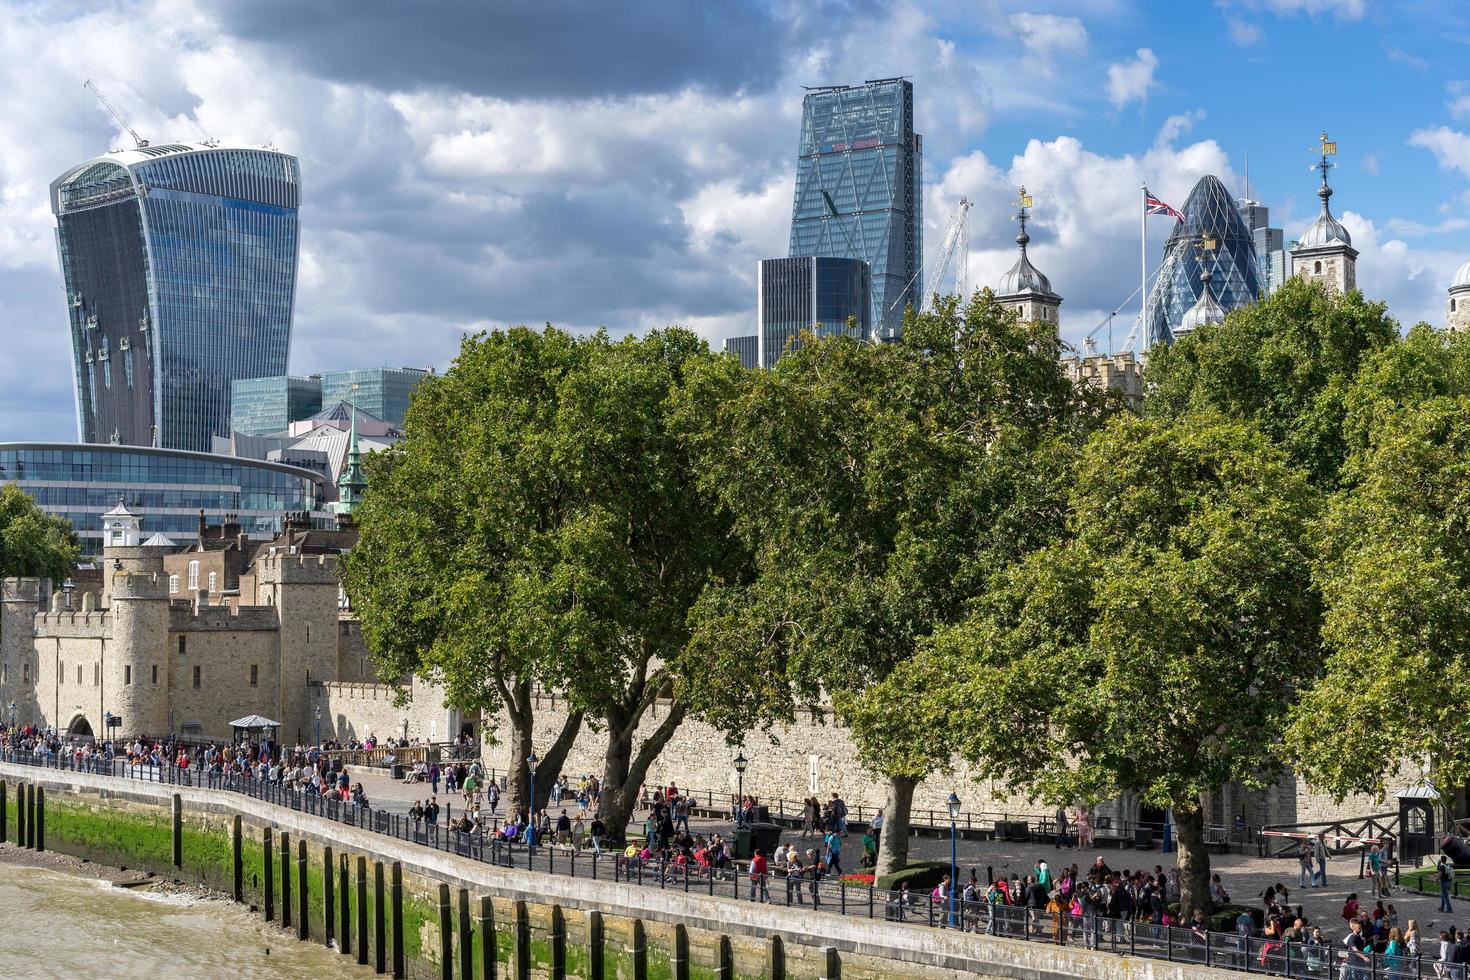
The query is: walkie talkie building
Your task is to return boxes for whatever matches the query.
[789,79,922,341]
[50,143,300,452]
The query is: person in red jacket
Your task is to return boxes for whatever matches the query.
[749,849,770,903]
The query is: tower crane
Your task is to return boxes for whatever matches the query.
[84,79,148,148]
[923,196,971,310]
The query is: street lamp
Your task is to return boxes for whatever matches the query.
[947,792,962,928]
[8,701,14,729]
[314,705,322,749]
[526,752,540,849]
[734,752,748,830]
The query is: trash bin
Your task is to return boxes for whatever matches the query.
[1134,827,1155,849]
[735,828,753,860]
[750,822,783,857]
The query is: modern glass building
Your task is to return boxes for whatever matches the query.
[756,257,871,369]
[723,336,758,370]
[788,79,921,341]
[0,443,326,555]
[230,374,323,436]
[1239,199,1287,298]
[49,144,300,453]
[321,368,430,427]
[1148,175,1261,345]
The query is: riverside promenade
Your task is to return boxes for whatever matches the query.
[0,751,1260,980]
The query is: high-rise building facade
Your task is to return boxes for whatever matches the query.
[1239,199,1287,297]
[788,79,921,340]
[321,368,430,428]
[50,144,301,452]
[723,335,758,370]
[1148,175,1261,345]
[755,257,871,369]
[230,375,323,436]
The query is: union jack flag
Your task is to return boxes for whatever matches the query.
[1144,188,1181,219]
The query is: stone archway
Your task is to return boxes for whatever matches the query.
[66,715,94,739]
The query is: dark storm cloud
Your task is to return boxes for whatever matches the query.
[205,0,792,99]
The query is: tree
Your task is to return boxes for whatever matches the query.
[928,414,1320,915]
[678,293,1101,874]
[1145,277,1399,486]
[0,484,78,583]
[1287,396,1470,800]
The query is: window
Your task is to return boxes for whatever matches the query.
[169,575,179,593]
[151,665,158,684]
[207,571,217,593]
[305,624,310,643]
[23,664,29,684]
[192,665,201,689]
[1314,260,1322,274]
[125,665,131,685]
[178,635,186,657]
[94,663,99,686]
[250,664,258,687]
[187,560,199,590]
[77,664,82,685]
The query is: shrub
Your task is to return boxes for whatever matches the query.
[875,861,952,892]
[839,873,876,887]
[1206,904,1262,934]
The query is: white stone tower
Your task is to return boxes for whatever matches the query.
[995,186,1062,326]
[1291,132,1357,294]
[1449,260,1470,334]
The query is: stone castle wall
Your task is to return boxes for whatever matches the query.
[314,676,464,746]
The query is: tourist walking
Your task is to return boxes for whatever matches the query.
[749,848,770,902]
[1054,805,1069,849]
[824,829,843,875]
[1312,833,1329,886]
[1440,855,1456,913]
[1298,847,1313,889]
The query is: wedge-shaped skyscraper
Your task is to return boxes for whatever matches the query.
[1148,175,1260,345]
[50,144,300,451]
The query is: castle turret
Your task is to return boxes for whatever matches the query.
[252,549,342,743]
[108,569,170,739]
[1291,132,1357,294]
[1449,260,1470,334]
[0,578,45,728]
[995,186,1063,326]
[100,499,174,607]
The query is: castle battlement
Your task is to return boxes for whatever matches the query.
[169,603,280,631]
[253,549,340,584]
[320,680,402,701]
[34,611,111,638]
[110,570,168,601]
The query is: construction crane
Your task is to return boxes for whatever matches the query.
[922,196,970,310]
[84,79,148,148]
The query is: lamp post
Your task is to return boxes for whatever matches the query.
[8,700,14,729]
[947,792,962,928]
[734,752,748,830]
[526,752,540,849]
[314,705,322,749]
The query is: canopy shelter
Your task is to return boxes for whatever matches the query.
[229,715,280,743]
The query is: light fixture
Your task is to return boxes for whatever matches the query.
[947,792,962,821]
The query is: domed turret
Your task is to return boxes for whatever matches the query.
[1291,132,1358,293]
[995,186,1062,326]
[1449,259,1470,333]
[1175,261,1226,338]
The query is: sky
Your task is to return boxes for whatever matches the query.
[3,0,1470,442]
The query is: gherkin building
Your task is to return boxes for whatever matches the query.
[1148,175,1261,345]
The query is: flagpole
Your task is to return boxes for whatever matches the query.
[1140,183,1148,353]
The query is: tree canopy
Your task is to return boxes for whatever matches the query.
[0,484,78,583]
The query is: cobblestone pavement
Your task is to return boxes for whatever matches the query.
[349,767,1462,938]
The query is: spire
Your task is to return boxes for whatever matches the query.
[336,382,368,515]
[1176,234,1226,338]
[1314,131,1337,216]
[1014,185,1033,251]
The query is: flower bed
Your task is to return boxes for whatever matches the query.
[839,873,876,887]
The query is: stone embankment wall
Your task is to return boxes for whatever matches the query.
[0,761,1255,980]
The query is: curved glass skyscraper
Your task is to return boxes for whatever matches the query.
[1148,175,1260,345]
[50,144,300,452]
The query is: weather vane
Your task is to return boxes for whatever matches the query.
[1312,131,1338,185]
[1013,186,1033,238]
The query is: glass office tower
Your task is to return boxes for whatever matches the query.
[321,368,430,427]
[756,257,871,369]
[1148,175,1261,345]
[789,79,921,340]
[50,144,300,452]
[230,375,323,436]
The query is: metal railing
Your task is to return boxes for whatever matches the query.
[0,746,1427,977]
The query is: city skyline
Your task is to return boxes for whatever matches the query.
[3,1,1470,441]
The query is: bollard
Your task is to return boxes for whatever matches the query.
[23,783,33,849]
[297,838,308,941]
[550,905,566,979]
[585,909,604,980]
[171,793,182,868]
[232,815,243,903]
[671,923,689,980]
[323,845,335,949]
[356,856,369,967]
[513,900,530,980]
[630,919,647,980]
[716,935,733,980]
[458,889,472,980]
[374,860,386,974]
[34,785,44,852]
[478,895,497,980]
[820,946,840,980]
[768,934,786,980]
[280,831,292,931]
[339,853,351,957]
[437,882,452,980]
[391,861,405,980]
[264,828,275,922]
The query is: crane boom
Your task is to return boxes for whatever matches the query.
[84,79,148,148]
[922,196,970,310]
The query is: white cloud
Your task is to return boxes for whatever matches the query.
[1448,82,1470,119]
[1009,13,1088,76]
[1107,48,1158,110]
[1340,212,1463,327]
[1226,17,1263,46]
[1409,126,1470,180]
[1362,153,1380,176]
[1255,0,1366,18]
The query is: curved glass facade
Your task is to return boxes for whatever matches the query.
[789,79,921,340]
[51,145,300,452]
[0,443,325,554]
[1147,175,1261,345]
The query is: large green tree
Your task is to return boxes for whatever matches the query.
[926,414,1320,915]
[0,484,78,583]
[1287,396,1470,800]
[678,293,1101,874]
[1145,277,1399,486]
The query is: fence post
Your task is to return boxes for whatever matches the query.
[392,861,405,980]
[24,783,34,849]
[339,853,351,958]
[323,845,335,949]
[296,838,309,941]
[357,856,369,967]
[232,815,243,903]
[1,780,7,844]
[514,900,531,980]
[458,888,472,980]
[550,905,567,979]
[169,792,181,867]
[586,909,603,980]
[34,785,44,853]
[436,882,452,980]
[768,934,785,980]
[820,946,840,980]
[630,919,647,980]
[264,828,275,922]
[280,831,292,931]
[671,923,689,980]
[374,860,386,974]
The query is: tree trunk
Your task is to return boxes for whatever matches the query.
[500,683,583,821]
[597,698,687,843]
[874,774,917,877]
[532,708,584,815]
[1173,801,1213,918]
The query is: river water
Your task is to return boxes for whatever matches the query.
[0,864,373,978]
